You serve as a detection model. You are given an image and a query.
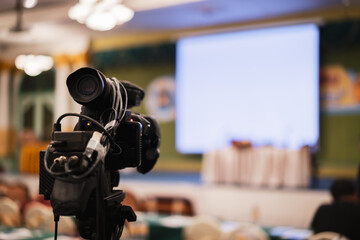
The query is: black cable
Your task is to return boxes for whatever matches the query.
[56,112,121,153]
[43,146,69,177]
[100,108,117,127]
[54,215,59,240]
[44,142,104,180]
[44,112,122,178]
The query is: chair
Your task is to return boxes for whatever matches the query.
[24,201,77,235]
[0,197,21,227]
[19,142,49,173]
[142,196,195,216]
[184,216,222,240]
[226,222,269,240]
[309,232,349,240]
[122,190,141,212]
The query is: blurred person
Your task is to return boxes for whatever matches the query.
[310,178,360,240]
[18,128,38,144]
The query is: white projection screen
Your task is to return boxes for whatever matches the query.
[175,24,319,154]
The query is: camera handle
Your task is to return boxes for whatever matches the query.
[93,163,136,240]
[103,191,137,240]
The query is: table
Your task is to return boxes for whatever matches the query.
[0,215,312,240]
[0,226,53,240]
[202,145,311,188]
[0,226,81,240]
[128,214,312,240]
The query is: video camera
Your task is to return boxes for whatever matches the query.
[39,67,160,240]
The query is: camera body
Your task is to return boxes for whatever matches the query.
[39,67,160,239]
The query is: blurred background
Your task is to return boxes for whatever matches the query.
[1,0,360,239]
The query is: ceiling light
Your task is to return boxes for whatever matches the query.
[86,11,117,31]
[68,0,134,31]
[80,0,98,4]
[111,4,134,24]
[68,2,93,24]
[15,54,54,77]
[23,0,38,9]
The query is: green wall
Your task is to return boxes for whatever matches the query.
[317,113,360,166]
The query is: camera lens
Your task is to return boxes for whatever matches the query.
[77,75,97,96]
[67,67,107,106]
